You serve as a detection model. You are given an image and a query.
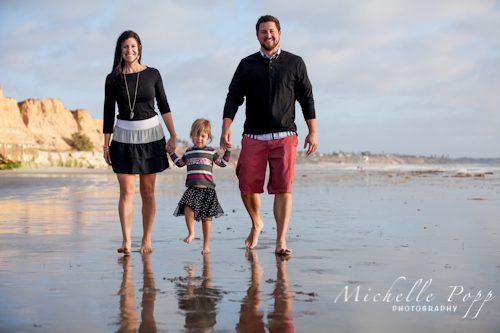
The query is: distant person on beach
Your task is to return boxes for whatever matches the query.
[168,118,231,255]
[103,30,177,255]
[220,15,317,256]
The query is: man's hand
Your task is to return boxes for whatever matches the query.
[304,119,318,156]
[220,118,233,150]
[304,131,318,156]
[220,129,231,150]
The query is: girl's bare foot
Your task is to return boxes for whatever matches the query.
[245,221,264,249]
[184,234,195,244]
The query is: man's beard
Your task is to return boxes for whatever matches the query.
[260,38,279,51]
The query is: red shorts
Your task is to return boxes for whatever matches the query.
[236,135,298,194]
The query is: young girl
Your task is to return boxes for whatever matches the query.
[168,119,231,255]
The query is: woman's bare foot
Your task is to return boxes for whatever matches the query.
[140,239,153,254]
[245,221,264,249]
[184,234,195,244]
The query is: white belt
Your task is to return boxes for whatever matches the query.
[244,131,296,141]
[116,116,160,130]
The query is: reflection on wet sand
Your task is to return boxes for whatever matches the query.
[175,255,222,332]
[0,199,74,235]
[117,256,137,332]
[236,250,265,332]
[139,254,157,333]
[268,255,294,333]
[236,250,294,333]
[3,167,500,331]
[117,254,157,333]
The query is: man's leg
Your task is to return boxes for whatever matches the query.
[268,135,297,255]
[237,136,268,249]
[241,193,264,249]
[274,193,292,254]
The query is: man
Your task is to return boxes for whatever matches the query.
[220,15,317,256]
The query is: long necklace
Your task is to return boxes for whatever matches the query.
[123,71,140,119]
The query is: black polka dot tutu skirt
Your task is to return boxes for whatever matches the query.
[174,187,224,221]
[109,116,169,174]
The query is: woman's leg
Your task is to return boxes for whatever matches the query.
[116,173,136,254]
[139,173,157,254]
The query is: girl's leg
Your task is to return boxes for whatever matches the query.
[201,218,212,255]
[139,173,157,254]
[116,173,136,254]
[184,206,195,244]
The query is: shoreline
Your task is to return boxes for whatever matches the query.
[2,162,500,176]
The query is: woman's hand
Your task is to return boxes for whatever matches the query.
[166,135,176,153]
[103,146,112,165]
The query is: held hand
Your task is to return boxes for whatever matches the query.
[220,129,231,150]
[166,136,176,153]
[103,148,112,165]
[304,132,318,157]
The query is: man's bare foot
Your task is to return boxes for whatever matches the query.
[245,221,264,249]
[184,234,195,244]
[117,241,131,255]
[201,247,210,255]
[117,248,131,255]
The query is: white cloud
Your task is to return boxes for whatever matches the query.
[0,0,499,157]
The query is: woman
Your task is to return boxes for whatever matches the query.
[103,30,176,254]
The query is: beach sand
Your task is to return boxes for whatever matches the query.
[1,164,499,332]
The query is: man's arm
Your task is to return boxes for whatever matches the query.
[295,57,316,121]
[295,57,317,156]
[221,60,245,150]
[304,118,318,156]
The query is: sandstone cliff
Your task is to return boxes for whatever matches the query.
[0,87,106,167]
[0,89,37,145]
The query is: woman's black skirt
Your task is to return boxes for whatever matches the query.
[109,117,169,174]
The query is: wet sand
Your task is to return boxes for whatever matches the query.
[1,164,500,332]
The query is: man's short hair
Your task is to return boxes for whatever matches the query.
[256,15,281,33]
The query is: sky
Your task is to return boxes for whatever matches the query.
[1,0,499,158]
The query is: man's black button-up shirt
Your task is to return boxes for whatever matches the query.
[223,50,316,135]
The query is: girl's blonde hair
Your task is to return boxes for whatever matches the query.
[190,118,213,142]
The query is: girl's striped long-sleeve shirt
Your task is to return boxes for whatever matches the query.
[169,146,231,188]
